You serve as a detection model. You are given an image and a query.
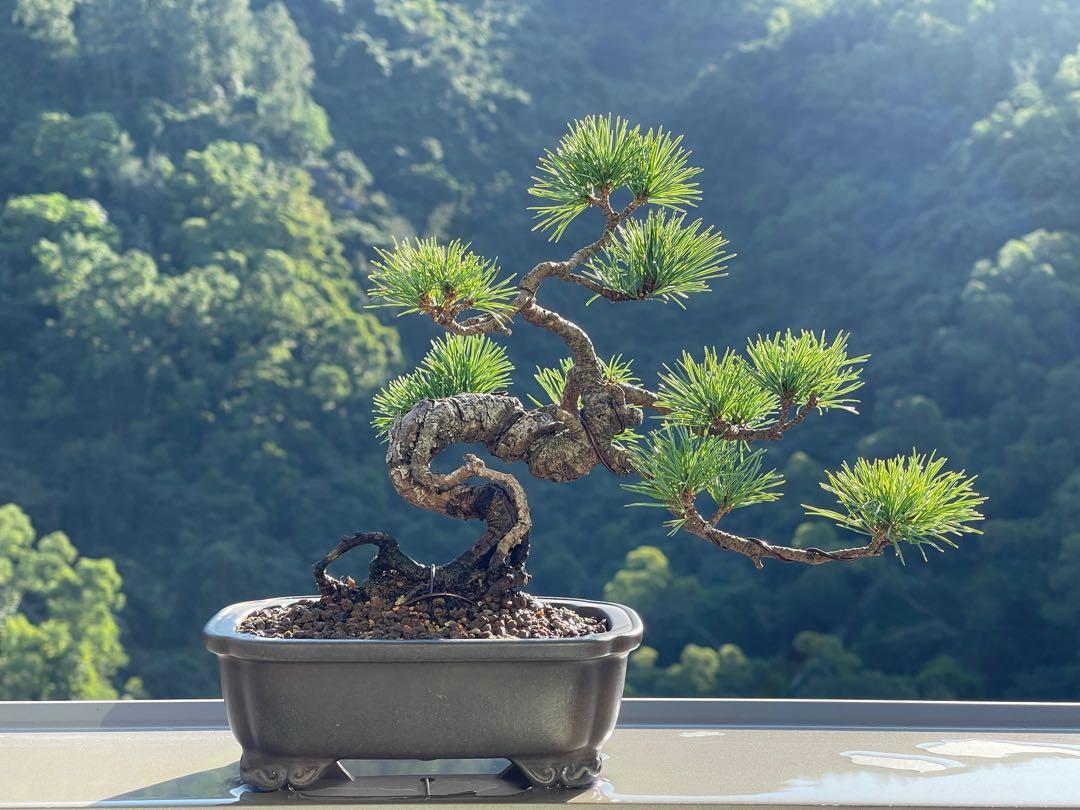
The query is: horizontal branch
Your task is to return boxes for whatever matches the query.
[620,384,817,442]
[617,382,668,412]
[709,395,818,441]
[679,495,889,569]
[417,300,513,336]
[562,272,636,301]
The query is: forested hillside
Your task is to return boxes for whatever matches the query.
[1,0,1078,699]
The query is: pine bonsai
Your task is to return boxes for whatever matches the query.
[287,116,985,637]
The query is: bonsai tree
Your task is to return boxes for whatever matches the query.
[310,115,985,620]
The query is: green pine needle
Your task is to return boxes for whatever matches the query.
[627,126,703,209]
[528,115,703,241]
[656,348,778,432]
[706,444,785,515]
[367,237,516,319]
[803,451,986,562]
[622,427,784,532]
[529,115,639,240]
[583,211,732,306]
[745,330,867,410]
[372,334,513,439]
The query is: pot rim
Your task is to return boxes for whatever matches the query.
[204,595,643,662]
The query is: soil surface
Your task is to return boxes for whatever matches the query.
[237,591,606,640]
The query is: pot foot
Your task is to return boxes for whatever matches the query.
[239,752,338,791]
[511,748,602,789]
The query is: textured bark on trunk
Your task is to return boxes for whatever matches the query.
[315,389,641,604]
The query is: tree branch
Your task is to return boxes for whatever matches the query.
[708,395,818,441]
[618,384,818,441]
[511,197,648,389]
[678,495,890,570]
[418,195,647,371]
[417,299,513,336]
[617,382,669,412]
[561,272,636,301]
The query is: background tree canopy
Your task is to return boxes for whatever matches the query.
[0,0,1078,699]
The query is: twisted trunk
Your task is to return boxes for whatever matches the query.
[315,390,642,604]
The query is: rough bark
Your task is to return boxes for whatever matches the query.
[315,383,641,603]
[678,496,890,570]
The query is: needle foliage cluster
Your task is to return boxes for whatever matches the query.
[623,428,784,532]
[657,348,778,431]
[582,211,733,305]
[372,334,513,437]
[746,330,867,411]
[804,453,986,561]
[528,114,702,240]
[655,330,864,434]
[368,237,517,319]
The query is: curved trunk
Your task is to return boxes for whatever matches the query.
[313,391,642,604]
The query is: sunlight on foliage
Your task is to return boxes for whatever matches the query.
[657,348,777,431]
[583,211,732,305]
[529,115,640,239]
[372,334,513,438]
[706,444,785,516]
[529,115,702,240]
[367,237,516,318]
[804,452,986,562]
[530,354,639,407]
[628,126,703,209]
[622,428,784,531]
[746,330,867,410]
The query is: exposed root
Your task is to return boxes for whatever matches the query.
[436,453,531,566]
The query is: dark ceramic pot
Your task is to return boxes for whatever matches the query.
[204,596,642,790]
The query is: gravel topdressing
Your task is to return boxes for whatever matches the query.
[237,591,607,640]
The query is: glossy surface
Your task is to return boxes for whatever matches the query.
[8,725,1080,807]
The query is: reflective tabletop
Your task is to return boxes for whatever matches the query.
[5,699,1080,808]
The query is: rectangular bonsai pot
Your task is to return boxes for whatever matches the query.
[204,595,642,790]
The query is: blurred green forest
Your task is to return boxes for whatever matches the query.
[1,0,1079,699]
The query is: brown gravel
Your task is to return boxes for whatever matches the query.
[237,591,606,640]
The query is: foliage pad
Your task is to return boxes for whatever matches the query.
[656,348,777,431]
[804,452,986,561]
[583,211,732,305]
[529,115,702,240]
[623,428,784,531]
[746,330,867,410]
[368,237,517,319]
[373,334,513,437]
